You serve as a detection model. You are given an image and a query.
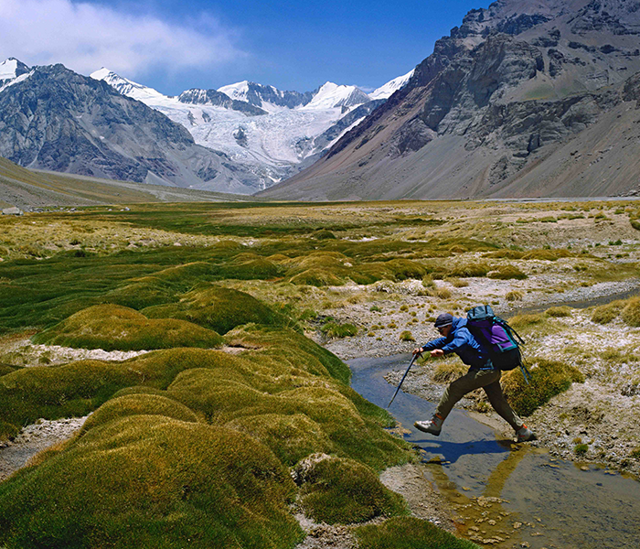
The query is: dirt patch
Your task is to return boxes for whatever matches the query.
[0,335,150,367]
[0,416,88,482]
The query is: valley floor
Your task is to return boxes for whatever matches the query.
[2,198,640,549]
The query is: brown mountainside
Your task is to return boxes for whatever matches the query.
[260,0,640,200]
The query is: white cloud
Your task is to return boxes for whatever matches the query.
[0,0,245,77]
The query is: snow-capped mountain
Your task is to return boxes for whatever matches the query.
[90,68,412,192]
[302,82,372,110]
[0,62,261,194]
[369,69,415,100]
[0,57,30,86]
[217,81,313,111]
[90,67,173,105]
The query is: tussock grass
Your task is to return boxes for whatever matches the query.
[505,290,524,301]
[143,286,294,335]
[0,420,19,440]
[32,304,224,351]
[447,262,490,278]
[591,300,625,324]
[219,256,284,280]
[509,313,544,329]
[3,199,636,547]
[484,250,524,259]
[502,358,585,416]
[545,306,573,317]
[297,456,408,524]
[0,416,303,548]
[355,517,480,549]
[522,248,573,261]
[290,268,346,286]
[487,265,527,280]
[227,413,334,466]
[432,361,467,383]
[80,394,200,433]
[621,297,640,327]
[321,321,359,338]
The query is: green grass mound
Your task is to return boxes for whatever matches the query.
[0,363,20,377]
[0,416,303,549]
[312,229,337,240]
[0,348,246,433]
[286,252,354,286]
[143,286,294,334]
[80,393,200,433]
[591,300,625,324]
[296,456,408,524]
[487,265,527,280]
[0,359,142,432]
[502,358,585,416]
[522,248,572,261]
[218,255,284,280]
[425,237,499,255]
[103,263,218,310]
[102,276,176,309]
[225,324,352,385]
[621,297,640,327]
[545,306,573,317]
[447,261,490,278]
[321,320,358,338]
[483,250,525,259]
[0,420,19,441]
[384,259,426,281]
[355,517,481,549]
[167,373,409,471]
[227,413,334,466]
[508,313,544,329]
[32,304,224,351]
[290,268,345,286]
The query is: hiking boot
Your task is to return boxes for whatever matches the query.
[516,425,536,443]
[414,414,444,436]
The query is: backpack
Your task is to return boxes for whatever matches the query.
[466,305,526,372]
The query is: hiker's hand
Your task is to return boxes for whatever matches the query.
[412,347,423,357]
[430,349,444,358]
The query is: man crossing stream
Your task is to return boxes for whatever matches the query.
[413,313,536,442]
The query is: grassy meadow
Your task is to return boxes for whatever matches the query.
[1,198,640,548]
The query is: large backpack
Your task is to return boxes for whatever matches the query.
[466,305,525,372]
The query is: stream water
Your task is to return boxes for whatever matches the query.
[348,354,640,549]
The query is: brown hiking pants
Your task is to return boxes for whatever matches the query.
[435,368,524,431]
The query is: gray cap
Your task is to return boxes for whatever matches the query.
[434,313,453,328]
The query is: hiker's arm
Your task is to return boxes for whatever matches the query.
[440,330,471,355]
[418,337,448,354]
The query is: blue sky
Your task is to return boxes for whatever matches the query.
[0,0,492,95]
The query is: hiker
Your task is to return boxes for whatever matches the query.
[412,313,535,442]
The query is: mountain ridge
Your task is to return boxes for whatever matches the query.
[259,0,640,200]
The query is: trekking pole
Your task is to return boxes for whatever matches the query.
[387,353,419,408]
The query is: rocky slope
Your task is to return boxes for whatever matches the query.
[260,0,640,200]
[0,64,264,193]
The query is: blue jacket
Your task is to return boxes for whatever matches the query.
[421,317,491,369]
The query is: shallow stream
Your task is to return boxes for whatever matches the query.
[348,354,640,549]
